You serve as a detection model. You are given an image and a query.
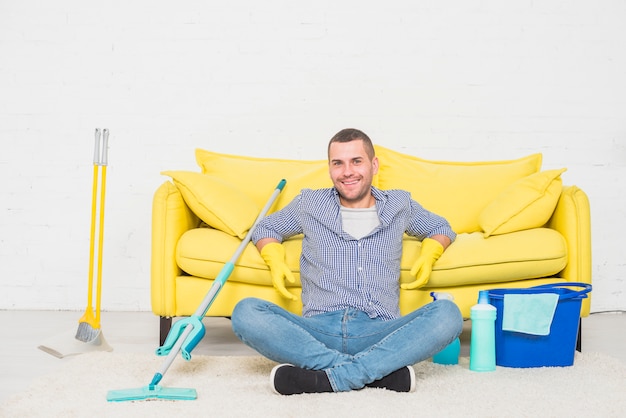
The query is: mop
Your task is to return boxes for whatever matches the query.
[38,129,113,358]
[107,178,287,402]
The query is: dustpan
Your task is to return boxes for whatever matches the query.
[38,327,112,359]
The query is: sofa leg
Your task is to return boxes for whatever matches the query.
[576,319,582,352]
[159,316,172,347]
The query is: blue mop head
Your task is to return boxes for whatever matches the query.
[106,385,197,402]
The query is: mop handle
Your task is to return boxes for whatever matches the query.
[151,326,192,387]
[196,178,286,317]
[151,179,287,386]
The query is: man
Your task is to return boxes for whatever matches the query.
[231,128,462,395]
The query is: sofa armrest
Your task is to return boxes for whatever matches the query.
[151,181,200,316]
[547,185,592,315]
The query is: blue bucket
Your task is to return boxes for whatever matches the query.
[488,282,591,368]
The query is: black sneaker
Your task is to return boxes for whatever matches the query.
[366,366,416,392]
[270,364,334,395]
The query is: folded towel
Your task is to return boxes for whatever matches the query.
[502,293,559,336]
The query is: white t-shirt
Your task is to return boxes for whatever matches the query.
[340,206,381,240]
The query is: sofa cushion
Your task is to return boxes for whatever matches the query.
[162,171,260,239]
[479,168,566,237]
[195,149,334,212]
[176,228,303,287]
[177,227,567,288]
[374,146,543,233]
[400,229,567,287]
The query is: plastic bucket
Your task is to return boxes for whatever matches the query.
[488,282,591,368]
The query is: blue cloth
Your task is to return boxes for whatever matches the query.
[251,187,456,320]
[232,298,463,392]
[502,293,559,336]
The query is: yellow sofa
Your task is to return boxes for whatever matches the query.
[151,146,591,344]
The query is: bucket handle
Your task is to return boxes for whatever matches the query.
[531,282,592,300]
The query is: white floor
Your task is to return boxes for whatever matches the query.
[0,310,624,403]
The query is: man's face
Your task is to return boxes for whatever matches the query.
[328,139,379,208]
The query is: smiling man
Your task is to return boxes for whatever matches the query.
[328,134,378,208]
[231,128,462,395]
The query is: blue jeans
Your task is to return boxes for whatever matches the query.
[231,298,463,392]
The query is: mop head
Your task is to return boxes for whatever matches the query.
[107,385,197,402]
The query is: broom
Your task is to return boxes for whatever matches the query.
[107,178,287,402]
[76,128,109,343]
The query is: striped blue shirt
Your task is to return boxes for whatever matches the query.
[252,187,456,320]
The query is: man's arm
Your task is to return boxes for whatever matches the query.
[255,237,281,253]
[428,233,452,251]
[251,195,302,300]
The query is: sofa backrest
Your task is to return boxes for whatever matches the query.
[179,147,554,238]
[195,149,333,212]
[196,147,543,233]
[374,146,543,233]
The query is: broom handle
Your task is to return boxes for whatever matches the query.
[85,129,101,311]
[151,179,286,386]
[95,129,109,324]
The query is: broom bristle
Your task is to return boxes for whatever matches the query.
[75,321,100,342]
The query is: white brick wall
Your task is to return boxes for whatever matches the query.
[1,1,624,312]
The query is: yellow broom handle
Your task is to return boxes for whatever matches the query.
[95,129,109,324]
[86,129,101,312]
[86,164,98,311]
[95,166,106,324]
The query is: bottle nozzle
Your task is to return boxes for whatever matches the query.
[431,291,454,301]
[478,290,490,304]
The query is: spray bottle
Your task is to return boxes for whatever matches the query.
[430,292,461,365]
[469,290,497,371]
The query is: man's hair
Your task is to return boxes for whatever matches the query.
[327,128,375,161]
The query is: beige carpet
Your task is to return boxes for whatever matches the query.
[1,351,624,417]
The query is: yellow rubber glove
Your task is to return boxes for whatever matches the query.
[260,242,298,301]
[401,238,444,290]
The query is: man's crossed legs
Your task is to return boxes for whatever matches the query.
[231,298,462,395]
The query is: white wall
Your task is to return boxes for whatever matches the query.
[1,1,624,312]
